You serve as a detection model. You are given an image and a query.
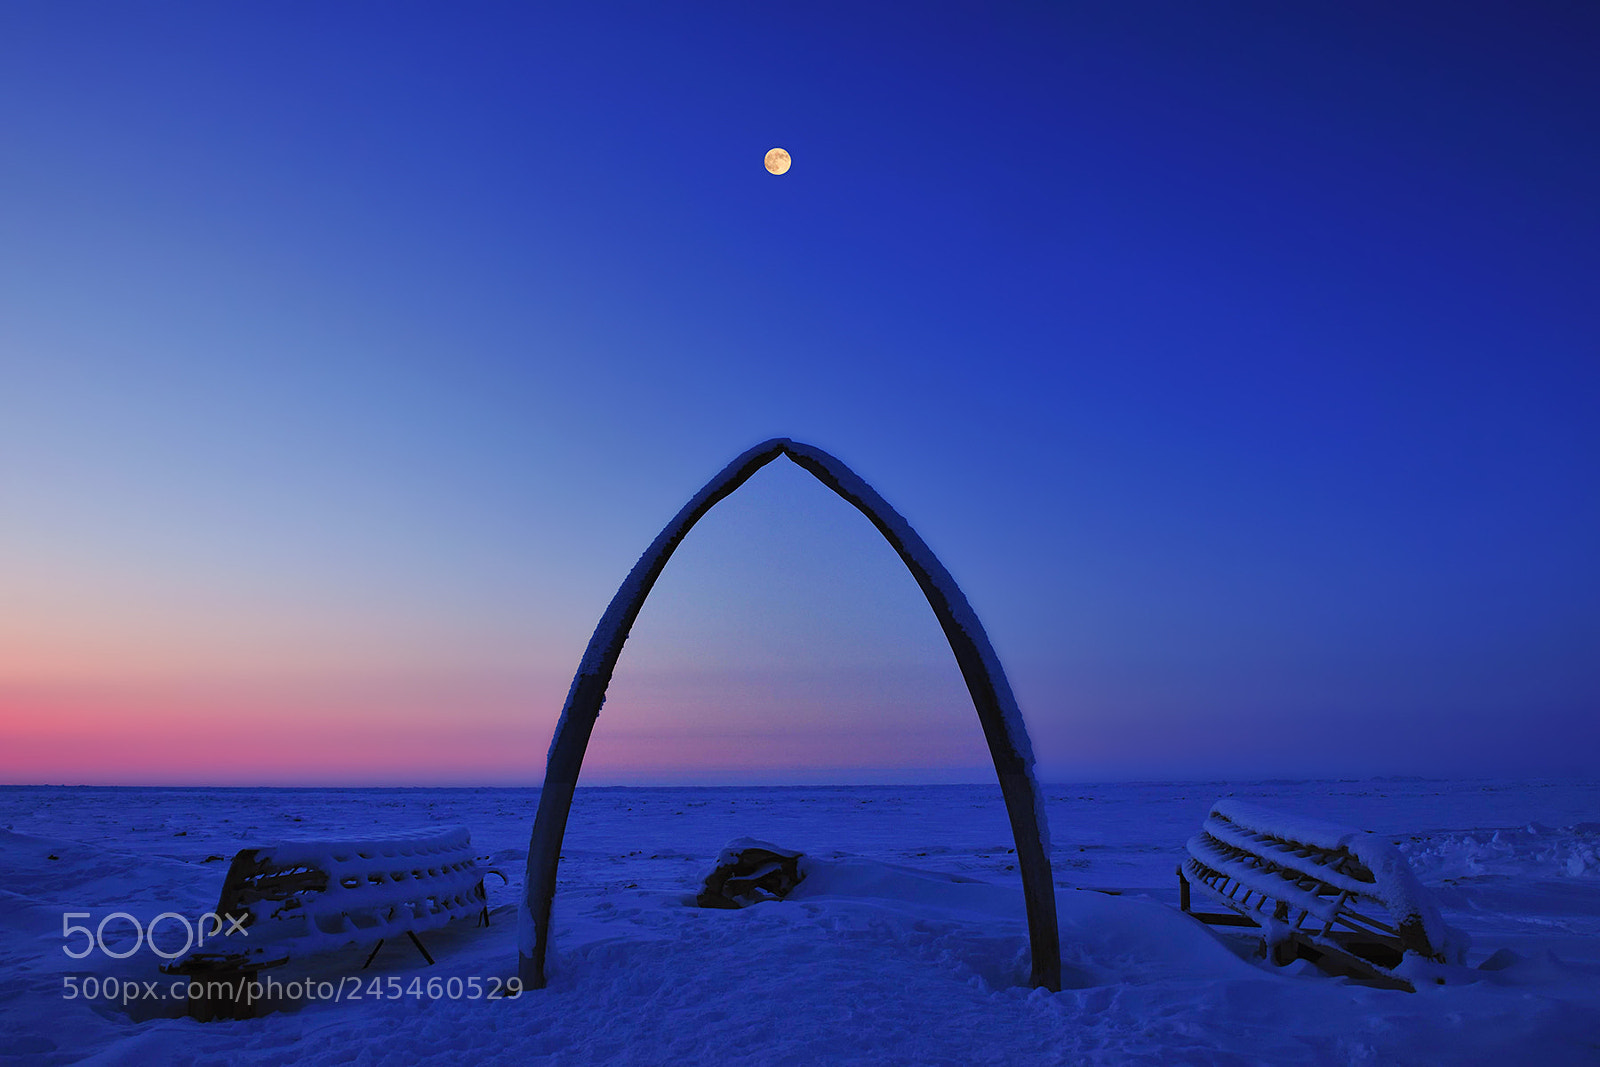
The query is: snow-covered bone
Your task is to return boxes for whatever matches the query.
[520,438,1060,991]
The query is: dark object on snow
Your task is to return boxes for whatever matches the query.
[161,951,281,1022]
[696,839,805,909]
[520,438,1061,992]
[1178,799,1467,992]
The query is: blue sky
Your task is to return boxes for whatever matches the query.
[2,3,1596,784]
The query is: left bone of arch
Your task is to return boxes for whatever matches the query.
[518,438,1061,991]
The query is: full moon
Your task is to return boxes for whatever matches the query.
[764,147,791,175]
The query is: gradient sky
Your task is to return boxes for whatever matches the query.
[2,3,1597,785]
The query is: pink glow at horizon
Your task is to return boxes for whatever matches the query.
[0,672,1000,787]
[0,680,531,785]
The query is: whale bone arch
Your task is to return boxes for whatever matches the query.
[518,437,1061,991]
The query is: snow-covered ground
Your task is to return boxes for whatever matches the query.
[1,778,1596,1064]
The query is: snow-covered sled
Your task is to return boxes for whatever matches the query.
[1178,799,1466,991]
[163,826,488,1017]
